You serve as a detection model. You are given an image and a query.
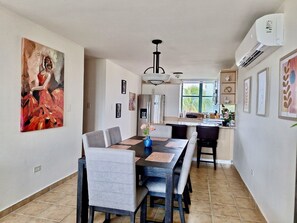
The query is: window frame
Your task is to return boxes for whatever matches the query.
[181,81,215,113]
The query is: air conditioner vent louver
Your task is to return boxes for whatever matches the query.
[235,13,284,68]
[239,50,264,67]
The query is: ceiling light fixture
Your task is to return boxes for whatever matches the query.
[173,71,183,79]
[142,39,170,85]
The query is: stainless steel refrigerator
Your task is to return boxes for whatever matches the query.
[137,94,165,136]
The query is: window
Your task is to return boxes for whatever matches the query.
[181,81,216,113]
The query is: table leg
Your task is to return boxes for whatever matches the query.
[164,172,174,223]
[76,159,88,223]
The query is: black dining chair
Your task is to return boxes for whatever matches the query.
[196,125,220,170]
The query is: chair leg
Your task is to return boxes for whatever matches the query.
[182,189,190,213]
[88,206,94,223]
[213,146,217,170]
[130,213,135,223]
[149,196,155,207]
[183,185,191,206]
[197,146,202,168]
[104,213,110,223]
[187,175,192,193]
[140,197,147,223]
[177,195,186,223]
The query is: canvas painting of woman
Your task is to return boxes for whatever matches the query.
[21,38,64,132]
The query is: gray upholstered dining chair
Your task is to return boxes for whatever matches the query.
[149,124,172,138]
[144,132,197,223]
[105,126,122,146]
[82,130,106,149]
[85,147,148,223]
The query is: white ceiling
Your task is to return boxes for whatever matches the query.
[0,0,284,79]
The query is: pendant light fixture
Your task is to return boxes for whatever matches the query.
[142,39,170,85]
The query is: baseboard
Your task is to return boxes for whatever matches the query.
[0,172,77,219]
[192,157,233,165]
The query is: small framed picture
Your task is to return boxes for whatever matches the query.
[256,68,268,116]
[129,92,136,111]
[121,80,126,94]
[279,49,297,120]
[243,77,251,113]
[116,103,121,118]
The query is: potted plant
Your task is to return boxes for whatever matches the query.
[221,104,232,126]
[140,123,155,147]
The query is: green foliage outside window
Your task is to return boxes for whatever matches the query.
[181,82,215,113]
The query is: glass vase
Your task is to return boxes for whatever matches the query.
[144,136,152,148]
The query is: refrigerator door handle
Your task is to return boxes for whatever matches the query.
[147,101,151,123]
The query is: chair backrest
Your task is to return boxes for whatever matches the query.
[166,124,187,139]
[82,130,106,149]
[177,132,197,194]
[85,147,137,211]
[149,125,172,138]
[105,126,122,146]
[196,126,219,141]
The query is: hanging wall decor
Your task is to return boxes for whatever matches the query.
[279,49,297,120]
[129,92,136,111]
[243,77,251,113]
[20,38,64,132]
[121,80,127,94]
[256,68,268,116]
[116,103,121,118]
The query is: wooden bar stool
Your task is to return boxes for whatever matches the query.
[166,123,188,139]
[196,126,220,170]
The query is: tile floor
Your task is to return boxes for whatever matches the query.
[0,163,266,223]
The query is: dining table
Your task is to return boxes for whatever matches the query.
[76,136,189,223]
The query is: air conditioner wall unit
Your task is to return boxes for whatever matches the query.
[235,13,284,68]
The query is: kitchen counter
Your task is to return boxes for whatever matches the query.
[164,118,234,162]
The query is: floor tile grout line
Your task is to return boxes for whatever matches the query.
[222,163,243,222]
[8,212,60,223]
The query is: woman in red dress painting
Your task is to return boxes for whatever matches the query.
[21,55,64,131]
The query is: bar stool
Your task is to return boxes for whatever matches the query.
[196,125,220,170]
[166,124,187,139]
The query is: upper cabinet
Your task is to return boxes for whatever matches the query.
[220,69,237,105]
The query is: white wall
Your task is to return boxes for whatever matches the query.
[142,84,180,117]
[0,7,84,211]
[234,0,297,222]
[83,59,106,132]
[84,59,141,140]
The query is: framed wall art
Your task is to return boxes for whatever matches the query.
[129,92,136,111]
[279,49,297,120]
[116,103,121,118]
[243,77,251,113]
[256,68,268,116]
[121,80,126,94]
[20,38,64,132]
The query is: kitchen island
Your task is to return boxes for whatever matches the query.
[164,118,234,163]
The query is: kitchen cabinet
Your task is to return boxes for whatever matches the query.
[220,69,237,105]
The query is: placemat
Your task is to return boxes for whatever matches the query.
[110,145,131,149]
[120,139,142,145]
[165,141,185,148]
[145,152,175,163]
[150,137,168,141]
